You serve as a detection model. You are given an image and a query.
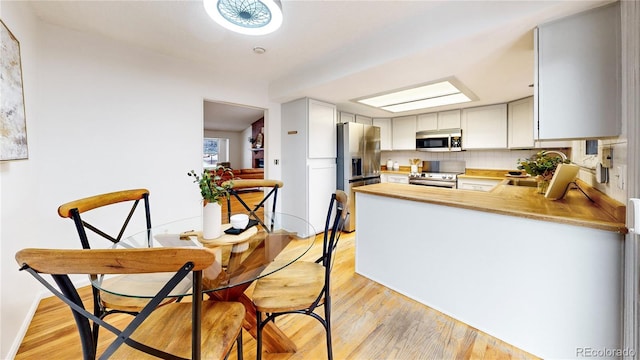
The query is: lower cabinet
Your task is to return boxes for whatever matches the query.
[381,173,409,184]
[457,177,502,192]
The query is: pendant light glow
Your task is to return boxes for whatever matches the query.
[204,0,283,36]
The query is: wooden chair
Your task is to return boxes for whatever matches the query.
[223,179,284,230]
[252,190,349,360]
[16,247,245,360]
[57,189,190,347]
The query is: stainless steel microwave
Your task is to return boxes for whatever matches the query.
[415,129,462,152]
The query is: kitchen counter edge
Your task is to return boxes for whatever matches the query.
[353,183,627,234]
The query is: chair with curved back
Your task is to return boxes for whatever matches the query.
[223,179,284,231]
[251,190,349,360]
[57,189,191,347]
[16,247,245,360]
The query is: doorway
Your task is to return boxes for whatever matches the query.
[203,100,266,170]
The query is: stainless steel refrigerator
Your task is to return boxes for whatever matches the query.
[337,122,381,232]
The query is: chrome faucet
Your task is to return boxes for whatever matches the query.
[544,150,567,161]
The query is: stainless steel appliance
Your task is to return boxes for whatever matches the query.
[416,129,462,152]
[337,122,381,232]
[409,160,465,189]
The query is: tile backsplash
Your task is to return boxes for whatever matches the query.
[381,149,561,171]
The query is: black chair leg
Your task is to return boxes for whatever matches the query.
[236,329,243,360]
[256,311,263,360]
[325,301,333,360]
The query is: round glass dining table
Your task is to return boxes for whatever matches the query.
[91,211,317,299]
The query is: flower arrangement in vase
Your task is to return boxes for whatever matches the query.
[188,165,234,239]
[517,150,570,194]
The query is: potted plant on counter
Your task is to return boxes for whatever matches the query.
[188,165,234,239]
[517,150,570,194]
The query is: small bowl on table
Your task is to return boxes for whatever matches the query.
[230,214,249,229]
[508,171,524,176]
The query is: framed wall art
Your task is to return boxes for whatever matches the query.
[1,19,28,161]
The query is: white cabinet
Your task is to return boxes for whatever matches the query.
[438,110,461,129]
[381,173,409,184]
[373,118,392,151]
[508,97,535,149]
[457,177,502,192]
[281,98,337,232]
[461,104,507,149]
[308,99,337,158]
[416,113,437,131]
[339,111,355,124]
[307,161,337,231]
[355,115,373,125]
[391,115,416,150]
[536,2,620,139]
[416,110,461,131]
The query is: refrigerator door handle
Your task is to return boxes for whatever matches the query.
[629,198,640,234]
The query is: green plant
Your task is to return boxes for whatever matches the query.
[187,165,234,205]
[517,151,570,181]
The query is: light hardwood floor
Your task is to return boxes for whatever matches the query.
[15,191,539,359]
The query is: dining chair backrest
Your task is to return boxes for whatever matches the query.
[223,179,284,229]
[57,189,152,249]
[15,247,223,360]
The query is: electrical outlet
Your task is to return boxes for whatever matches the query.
[274,159,279,165]
[616,165,626,190]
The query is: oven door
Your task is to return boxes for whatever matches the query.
[408,179,457,189]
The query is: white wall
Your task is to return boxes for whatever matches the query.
[0,2,279,357]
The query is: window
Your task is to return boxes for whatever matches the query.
[203,138,229,168]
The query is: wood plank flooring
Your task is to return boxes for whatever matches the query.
[15,191,539,359]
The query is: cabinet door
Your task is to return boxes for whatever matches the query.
[416,113,437,131]
[373,118,392,151]
[438,110,461,129]
[355,115,373,125]
[457,178,501,192]
[508,97,535,149]
[387,174,409,184]
[391,116,416,150]
[339,112,355,124]
[536,2,620,139]
[461,104,507,149]
[308,99,337,158]
[307,161,336,232]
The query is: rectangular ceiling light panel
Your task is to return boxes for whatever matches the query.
[357,80,473,113]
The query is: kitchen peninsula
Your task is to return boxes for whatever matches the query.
[353,182,625,359]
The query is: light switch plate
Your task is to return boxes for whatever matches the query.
[601,147,612,168]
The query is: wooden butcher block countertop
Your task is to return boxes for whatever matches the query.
[354,181,627,234]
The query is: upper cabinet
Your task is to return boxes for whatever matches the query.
[284,98,337,159]
[437,110,461,129]
[355,115,373,125]
[461,104,507,149]
[373,118,392,151]
[535,2,621,139]
[339,111,355,124]
[416,110,461,131]
[308,99,337,158]
[508,97,535,149]
[391,115,416,150]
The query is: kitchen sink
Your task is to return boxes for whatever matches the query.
[504,179,538,187]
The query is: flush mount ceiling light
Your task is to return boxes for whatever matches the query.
[203,0,283,36]
[355,79,476,113]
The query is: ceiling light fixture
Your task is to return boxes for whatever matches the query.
[355,79,475,113]
[203,0,283,36]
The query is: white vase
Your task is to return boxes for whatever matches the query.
[202,202,222,239]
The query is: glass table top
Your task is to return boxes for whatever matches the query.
[91,212,317,298]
